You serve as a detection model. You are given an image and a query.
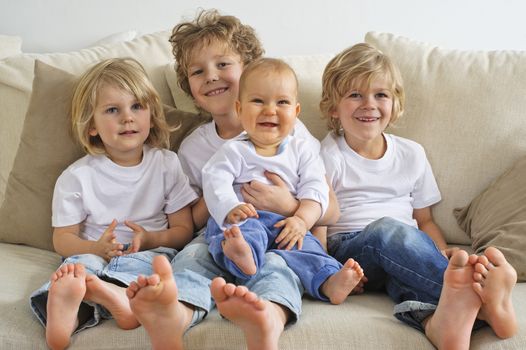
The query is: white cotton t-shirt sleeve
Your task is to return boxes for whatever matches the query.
[202,141,244,227]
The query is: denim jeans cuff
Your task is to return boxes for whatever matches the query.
[393,300,437,333]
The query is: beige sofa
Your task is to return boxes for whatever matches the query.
[0,30,525,349]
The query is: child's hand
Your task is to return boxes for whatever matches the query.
[95,219,124,261]
[241,171,298,217]
[274,216,307,250]
[124,220,148,253]
[226,203,258,224]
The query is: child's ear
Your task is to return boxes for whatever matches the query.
[295,102,301,118]
[330,109,339,119]
[88,127,98,136]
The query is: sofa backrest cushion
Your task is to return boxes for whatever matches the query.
[365,32,526,244]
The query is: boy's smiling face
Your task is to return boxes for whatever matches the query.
[331,76,393,154]
[187,40,243,118]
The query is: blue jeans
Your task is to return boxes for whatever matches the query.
[29,247,177,333]
[327,217,448,331]
[171,233,304,326]
[206,210,342,301]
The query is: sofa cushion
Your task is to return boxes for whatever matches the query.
[0,61,208,251]
[0,31,174,204]
[365,32,526,245]
[164,54,335,141]
[0,34,22,59]
[454,156,526,281]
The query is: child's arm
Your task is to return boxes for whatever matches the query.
[53,220,124,260]
[313,180,340,225]
[274,199,322,250]
[126,205,194,252]
[191,196,210,230]
[413,206,448,252]
[311,226,328,252]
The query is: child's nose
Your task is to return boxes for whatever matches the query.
[263,104,276,115]
[361,96,376,109]
[205,70,219,83]
[121,109,134,123]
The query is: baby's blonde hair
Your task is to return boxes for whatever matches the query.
[239,57,298,98]
[71,57,173,155]
[320,43,405,134]
[169,8,264,97]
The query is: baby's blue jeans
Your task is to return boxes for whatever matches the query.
[172,233,304,325]
[29,247,177,333]
[205,210,342,301]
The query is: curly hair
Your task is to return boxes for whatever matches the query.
[319,43,405,134]
[169,9,264,98]
[71,58,174,155]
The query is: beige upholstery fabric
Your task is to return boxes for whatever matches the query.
[0,61,208,251]
[164,54,334,141]
[2,241,526,349]
[455,156,526,281]
[0,31,174,204]
[0,34,22,59]
[365,32,526,244]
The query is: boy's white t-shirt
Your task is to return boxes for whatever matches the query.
[178,119,319,194]
[321,132,441,237]
[202,135,329,227]
[52,146,198,243]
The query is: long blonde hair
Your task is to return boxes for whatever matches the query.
[71,57,174,155]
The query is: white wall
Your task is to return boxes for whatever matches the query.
[1,0,526,54]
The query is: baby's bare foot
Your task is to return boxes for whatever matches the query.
[127,255,192,350]
[322,258,364,304]
[84,274,138,330]
[424,250,481,350]
[474,247,517,339]
[211,277,284,350]
[222,225,257,276]
[46,263,86,350]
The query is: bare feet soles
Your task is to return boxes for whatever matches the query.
[322,258,364,304]
[222,225,257,276]
[127,255,192,350]
[211,277,285,350]
[46,263,86,350]
[474,247,518,338]
[424,250,481,350]
[84,274,139,330]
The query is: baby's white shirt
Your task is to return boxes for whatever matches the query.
[321,132,441,237]
[178,119,320,195]
[202,135,329,228]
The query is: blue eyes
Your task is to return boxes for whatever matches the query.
[104,103,143,114]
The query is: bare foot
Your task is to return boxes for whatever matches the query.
[424,250,481,350]
[321,258,364,304]
[46,263,86,350]
[222,225,257,276]
[211,277,285,350]
[84,274,139,330]
[473,247,517,338]
[127,255,192,350]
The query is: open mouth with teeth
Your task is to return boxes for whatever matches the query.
[205,87,228,96]
[356,117,380,122]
